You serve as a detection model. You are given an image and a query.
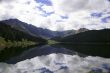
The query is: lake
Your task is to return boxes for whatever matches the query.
[0,43,110,64]
[0,44,110,73]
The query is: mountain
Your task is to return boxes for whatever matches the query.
[1,19,78,39]
[1,19,90,39]
[52,29,110,58]
[75,28,89,34]
[0,22,46,48]
[56,29,110,43]
[51,28,89,41]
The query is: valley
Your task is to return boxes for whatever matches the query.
[0,19,110,62]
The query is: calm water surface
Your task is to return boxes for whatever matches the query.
[0,43,109,64]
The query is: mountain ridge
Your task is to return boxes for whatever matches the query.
[1,19,89,39]
[0,21,46,48]
[54,29,110,43]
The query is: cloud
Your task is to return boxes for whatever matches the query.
[0,53,110,73]
[52,0,110,14]
[0,0,110,31]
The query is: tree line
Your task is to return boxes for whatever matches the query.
[0,22,46,48]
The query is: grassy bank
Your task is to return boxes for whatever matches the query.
[48,40,58,45]
[0,37,36,48]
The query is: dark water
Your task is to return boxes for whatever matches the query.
[52,43,110,58]
[0,45,75,64]
[0,43,110,64]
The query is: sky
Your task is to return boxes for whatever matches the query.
[0,0,110,31]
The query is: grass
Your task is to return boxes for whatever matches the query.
[48,40,58,45]
[0,37,36,48]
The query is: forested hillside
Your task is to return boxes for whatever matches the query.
[0,22,46,48]
[56,29,110,43]
[52,29,110,58]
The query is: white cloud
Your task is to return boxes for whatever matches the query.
[52,0,110,14]
[0,54,110,73]
[0,0,110,31]
[42,5,54,13]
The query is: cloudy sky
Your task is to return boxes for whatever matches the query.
[0,0,110,31]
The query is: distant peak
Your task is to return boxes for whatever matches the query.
[76,28,89,34]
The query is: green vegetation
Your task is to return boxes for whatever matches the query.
[54,29,110,43]
[48,40,58,45]
[0,22,46,44]
[0,37,36,48]
[52,29,110,58]
[0,20,47,62]
[0,22,47,49]
[0,37,6,48]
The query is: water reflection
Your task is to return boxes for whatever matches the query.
[0,43,110,64]
[0,45,75,64]
[53,43,110,58]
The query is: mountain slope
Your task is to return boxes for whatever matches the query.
[2,19,78,39]
[58,29,110,43]
[0,22,46,48]
[53,29,110,58]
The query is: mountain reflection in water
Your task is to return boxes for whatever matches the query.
[0,43,109,64]
[0,45,74,64]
